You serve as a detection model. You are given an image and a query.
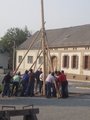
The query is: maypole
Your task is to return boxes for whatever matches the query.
[41,0,46,95]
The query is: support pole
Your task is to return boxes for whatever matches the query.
[14,30,41,75]
[13,41,16,72]
[45,35,54,72]
[29,50,43,70]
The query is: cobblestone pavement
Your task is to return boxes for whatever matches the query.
[0,94,90,120]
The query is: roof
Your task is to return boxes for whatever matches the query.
[18,24,90,50]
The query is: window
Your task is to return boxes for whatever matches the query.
[38,56,43,64]
[63,55,69,68]
[85,47,89,50]
[71,55,78,69]
[73,48,77,50]
[18,56,22,63]
[84,56,90,69]
[64,48,68,50]
[27,56,33,64]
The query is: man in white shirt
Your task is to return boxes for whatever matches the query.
[45,72,55,98]
[39,72,43,95]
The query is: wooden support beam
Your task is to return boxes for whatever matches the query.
[14,30,41,74]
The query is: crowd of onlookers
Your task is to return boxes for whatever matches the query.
[1,68,68,98]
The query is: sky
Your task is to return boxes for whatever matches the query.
[0,0,90,37]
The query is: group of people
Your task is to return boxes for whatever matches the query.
[2,71,21,97]
[1,68,43,97]
[1,68,68,98]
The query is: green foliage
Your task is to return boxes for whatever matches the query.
[1,26,31,52]
[0,26,31,69]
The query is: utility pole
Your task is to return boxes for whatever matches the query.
[13,40,16,72]
[41,0,46,95]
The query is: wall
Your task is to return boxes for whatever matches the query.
[16,50,43,73]
[16,47,90,80]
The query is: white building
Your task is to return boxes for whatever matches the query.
[16,24,90,81]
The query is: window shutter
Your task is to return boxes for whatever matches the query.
[88,56,90,69]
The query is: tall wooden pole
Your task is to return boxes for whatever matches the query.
[41,0,46,95]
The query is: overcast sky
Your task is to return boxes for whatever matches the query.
[0,0,90,37]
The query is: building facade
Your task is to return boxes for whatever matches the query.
[16,24,90,81]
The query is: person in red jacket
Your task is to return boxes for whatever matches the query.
[58,70,68,98]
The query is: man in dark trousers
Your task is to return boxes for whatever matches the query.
[59,70,68,98]
[24,69,35,97]
[35,68,42,94]
[2,71,12,97]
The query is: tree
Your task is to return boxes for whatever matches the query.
[0,27,31,69]
[1,27,31,52]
